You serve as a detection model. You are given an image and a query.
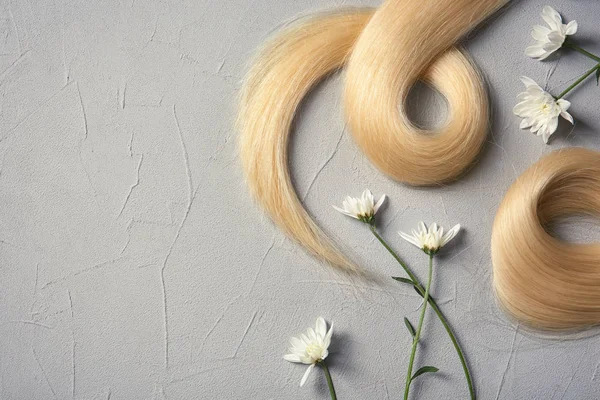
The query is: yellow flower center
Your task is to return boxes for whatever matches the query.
[306,342,324,361]
[541,103,551,114]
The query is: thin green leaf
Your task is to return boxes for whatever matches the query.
[412,286,435,303]
[413,285,424,297]
[392,277,414,285]
[404,317,416,337]
[411,366,439,381]
[596,68,600,86]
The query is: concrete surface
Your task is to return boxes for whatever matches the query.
[1,0,600,399]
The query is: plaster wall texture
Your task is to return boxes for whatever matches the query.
[1,0,600,399]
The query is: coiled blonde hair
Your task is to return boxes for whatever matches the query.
[492,148,600,330]
[238,0,507,271]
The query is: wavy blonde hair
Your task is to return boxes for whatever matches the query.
[238,0,508,271]
[492,148,600,330]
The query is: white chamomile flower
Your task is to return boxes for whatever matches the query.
[333,189,386,223]
[525,5,577,60]
[399,222,460,255]
[284,317,333,387]
[513,76,573,144]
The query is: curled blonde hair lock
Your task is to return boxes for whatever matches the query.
[238,0,508,271]
[492,148,600,330]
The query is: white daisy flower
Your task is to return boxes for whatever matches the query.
[333,189,386,223]
[513,76,573,144]
[283,317,333,386]
[525,5,577,60]
[399,222,460,255]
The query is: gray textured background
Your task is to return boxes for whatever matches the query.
[1,0,600,399]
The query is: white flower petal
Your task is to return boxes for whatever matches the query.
[299,357,312,364]
[541,5,559,19]
[545,32,564,48]
[361,189,374,207]
[556,99,571,111]
[541,129,552,144]
[399,231,421,248]
[546,117,559,138]
[531,25,551,41]
[300,364,315,387]
[284,353,302,363]
[516,92,529,102]
[536,120,553,143]
[437,226,444,242]
[332,205,359,219]
[290,336,305,348]
[429,222,438,235]
[520,76,540,89]
[525,45,547,58]
[565,20,578,35]
[513,100,533,116]
[300,333,311,344]
[441,224,461,247]
[324,322,333,348]
[560,110,574,125]
[519,118,532,129]
[541,6,562,30]
[315,317,326,337]
[373,194,386,214]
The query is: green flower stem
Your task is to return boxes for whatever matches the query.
[369,224,475,400]
[403,254,434,400]
[556,62,600,99]
[369,224,419,283]
[564,42,600,63]
[426,292,472,397]
[317,360,337,400]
